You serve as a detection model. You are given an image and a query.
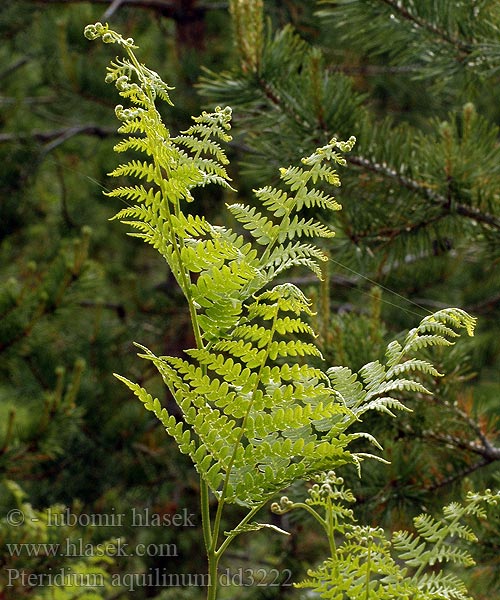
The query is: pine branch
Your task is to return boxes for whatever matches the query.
[0,95,57,106]
[78,300,126,320]
[424,429,500,462]
[249,67,500,233]
[347,154,500,231]
[379,0,471,54]
[425,458,493,493]
[467,292,500,314]
[330,63,420,75]
[420,392,500,462]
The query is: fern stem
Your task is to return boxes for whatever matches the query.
[209,303,280,569]
[325,496,337,561]
[320,251,331,348]
[200,479,212,553]
[122,44,215,594]
[215,502,266,558]
[290,501,327,530]
[207,550,220,600]
[365,541,371,600]
[204,497,269,600]
[153,156,205,349]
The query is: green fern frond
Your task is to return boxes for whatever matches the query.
[264,241,328,279]
[278,215,335,242]
[393,490,500,575]
[366,378,432,398]
[172,107,234,190]
[224,136,353,284]
[327,366,365,410]
[385,339,405,369]
[402,308,477,355]
[325,307,478,457]
[253,186,294,216]
[127,330,358,505]
[113,136,152,154]
[107,184,158,205]
[228,203,279,245]
[387,358,443,379]
[290,475,498,599]
[87,23,487,598]
[253,283,315,316]
[267,339,323,360]
[358,360,386,391]
[280,162,341,189]
[357,396,411,418]
[112,374,198,456]
[417,572,471,600]
[180,238,244,272]
[382,309,475,373]
[174,136,229,163]
[170,213,213,237]
[391,530,428,566]
[275,317,317,338]
[225,521,289,539]
[109,159,160,184]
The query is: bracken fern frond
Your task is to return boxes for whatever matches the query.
[85,21,484,599]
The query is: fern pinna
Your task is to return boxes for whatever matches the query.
[85,22,479,599]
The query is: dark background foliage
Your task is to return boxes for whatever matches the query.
[1,1,499,598]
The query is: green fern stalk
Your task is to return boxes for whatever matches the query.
[84,22,479,599]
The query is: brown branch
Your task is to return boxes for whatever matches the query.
[418,422,500,462]
[392,424,500,494]
[0,56,30,80]
[425,458,493,492]
[101,0,124,18]
[380,0,471,55]
[466,292,500,314]
[449,402,500,460]
[418,394,500,462]
[0,125,116,148]
[30,0,176,9]
[347,154,500,231]
[330,64,421,75]
[0,95,57,106]
[28,0,228,12]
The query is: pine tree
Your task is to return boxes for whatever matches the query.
[1,1,499,598]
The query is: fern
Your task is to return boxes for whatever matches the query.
[85,22,481,600]
[274,473,500,600]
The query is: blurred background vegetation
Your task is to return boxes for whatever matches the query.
[1,1,499,598]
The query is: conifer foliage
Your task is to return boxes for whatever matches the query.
[85,20,493,599]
